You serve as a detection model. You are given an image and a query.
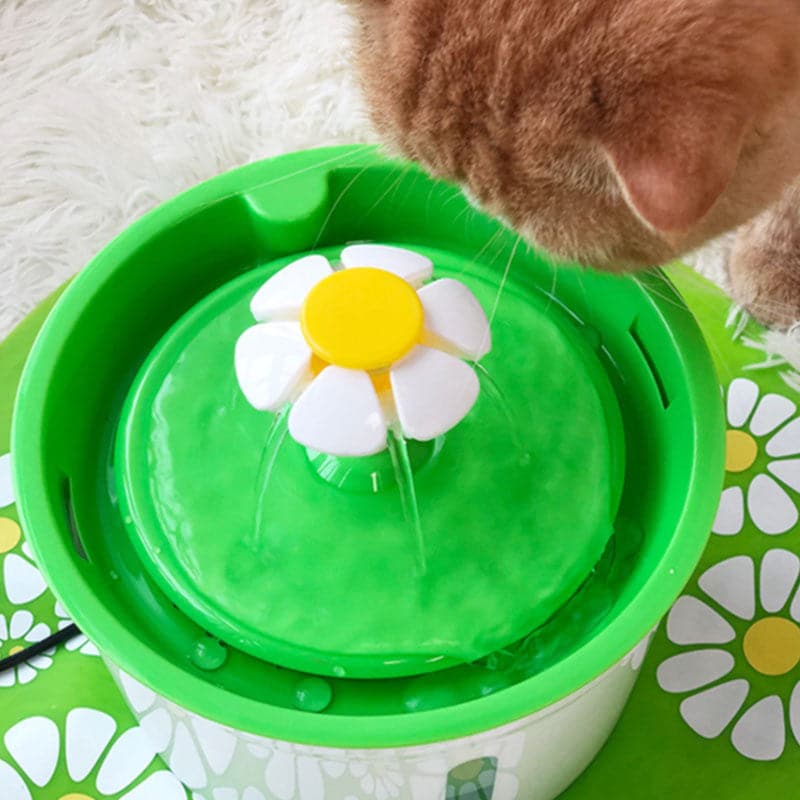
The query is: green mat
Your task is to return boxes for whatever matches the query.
[1,266,799,799]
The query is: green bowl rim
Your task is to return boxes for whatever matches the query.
[11,144,726,748]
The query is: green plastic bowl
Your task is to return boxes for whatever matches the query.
[11,145,724,748]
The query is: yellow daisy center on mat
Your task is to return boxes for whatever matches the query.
[8,645,24,656]
[743,616,800,676]
[59,794,95,800]
[301,268,423,371]
[0,517,21,553]
[725,429,758,473]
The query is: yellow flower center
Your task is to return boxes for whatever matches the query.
[301,268,423,371]
[0,518,21,554]
[725,429,758,473]
[59,794,94,800]
[743,616,800,676]
[8,645,24,656]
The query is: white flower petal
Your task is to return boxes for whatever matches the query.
[0,669,14,688]
[418,279,491,360]
[666,596,735,645]
[63,629,85,650]
[0,758,32,800]
[767,418,800,458]
[711,487,744,536]
[9,611,32,640]
[66,708,117,782]
[0,614,7,640]
[790,682,800,746]
[121,771,187,800]
[26,654,51,670]
[265,750,296,800]
[235,322,311,413]
[213,789,238,800]
[727,378,759,428]
[698,555,756,620]
[243,789,267,800]
[680,679,749,739]
[789,584,800,623]
[297,756,324,800]
[768,459,800,494]
[750,394,797,437]
[0,454,13,508]
[167,722,207,790]
[748,474,799,535]
[118,672,156,714]
[731,695,785,761]
[81,641,101,657]
[341,244,433,287]
[3,555,47,605]
[391,346,479,441]
[96,727,157,795]
[139,708,173,753]
[656,649,735,693]
[323,761,347,779]
[24,623,50,644]
[5,717,59,787]
[250,255,333,322]
[190,716,236,776]
[289,367,387,456]
[761,549,800,613]
[17,664,37,685]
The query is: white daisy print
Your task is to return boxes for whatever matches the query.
[235,245,491,457]
[713,379,800,535]
[0,452,13,508]
[119,671,237,791]
[0,610,53,687]
[658,549,800,761]
[346,758,405,799]
[2,539,48,606]
[54,600,100,656]
[245,738,347,800]
[0,708,186,799]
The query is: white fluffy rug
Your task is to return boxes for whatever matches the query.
[2,0,798,378]
[0,0,371,338]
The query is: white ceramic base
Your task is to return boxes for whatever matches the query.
[106,634,651,800]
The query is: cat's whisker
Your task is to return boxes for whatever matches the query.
[313,164,372,248]
[484,233,521,340]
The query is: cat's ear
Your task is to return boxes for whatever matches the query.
[602,100,749,235]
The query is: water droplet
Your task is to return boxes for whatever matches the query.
[294,677,333,712]
[191,637,227,671]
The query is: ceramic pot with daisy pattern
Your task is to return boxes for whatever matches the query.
[9,146,725,799]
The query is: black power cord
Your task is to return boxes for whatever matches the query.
[0,623,82,672]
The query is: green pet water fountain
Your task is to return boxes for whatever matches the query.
[11,145,725,799]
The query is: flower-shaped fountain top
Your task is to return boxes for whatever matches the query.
[235,245,491,457]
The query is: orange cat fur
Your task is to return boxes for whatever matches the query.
[349,0,800,327]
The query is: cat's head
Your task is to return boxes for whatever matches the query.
[349,0,800,270]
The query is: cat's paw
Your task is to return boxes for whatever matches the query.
[729,222,800,330]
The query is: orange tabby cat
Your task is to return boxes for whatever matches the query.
[348,0,800,328]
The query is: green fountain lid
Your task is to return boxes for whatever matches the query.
[116,240,625,679]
